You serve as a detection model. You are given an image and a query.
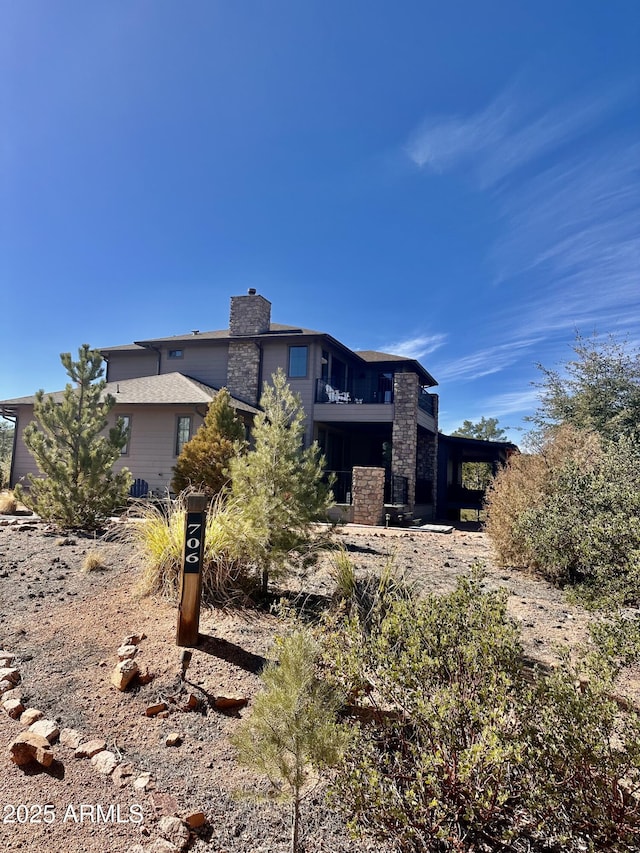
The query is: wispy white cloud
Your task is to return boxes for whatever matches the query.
[482,389,540,418]
[432,338,541,383]
[405,82,632,188]
[381,333,448,360]
[490,141,640,339]
[406,79,640,350]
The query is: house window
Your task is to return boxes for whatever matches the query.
[175,415,192,455]
[168,349,183,359]
[120,415,131,456]
[288,345,308,378]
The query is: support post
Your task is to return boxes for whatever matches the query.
[176,493,207,647]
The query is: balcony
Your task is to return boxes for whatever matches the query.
[315,379,393,405]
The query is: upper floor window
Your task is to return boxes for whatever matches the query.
[119,415,131,456]
[175,415,192,455]
[168,349,183,359]
[288,345,308,378]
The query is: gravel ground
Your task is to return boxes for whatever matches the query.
[0,515,638,853]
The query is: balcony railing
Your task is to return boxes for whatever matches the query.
[315,378,393,405]
[316,378,436,414]
[384,473,408,505]
[418,388,435,416]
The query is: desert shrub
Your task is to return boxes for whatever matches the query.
[489,430,640,605]
[485,425,599,568]
[130,493,267,605]
[171,388,246,497]
[323,570,640,852]
[0,491,17,515]
[231,629,349,853]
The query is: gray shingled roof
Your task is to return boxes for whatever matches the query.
[125,322,325,347]
[0,373,259,415]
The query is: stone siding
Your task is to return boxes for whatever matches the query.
[352,466,385,526]
[229,294,271,336]
[227,340,261,406]
[391,373,419,510]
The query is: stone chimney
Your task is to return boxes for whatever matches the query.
[229,289,271,336]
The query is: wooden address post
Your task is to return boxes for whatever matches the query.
[176,493,207,647]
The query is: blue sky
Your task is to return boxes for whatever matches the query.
[2,1,639,442]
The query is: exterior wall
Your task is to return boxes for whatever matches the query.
[110,405,205,493]
[9,407,35,489]
[261,339,317,447]
[352,466,385,526]
[159,342,229,389]
[391,372,419,510]
[229,293,271,335]
[227,340,261,406]
[10,404,206,495]
[105,351,158,382]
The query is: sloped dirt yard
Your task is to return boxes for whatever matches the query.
[0,517,638,853]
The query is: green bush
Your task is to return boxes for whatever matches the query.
[486,427,640,606]
[322,570,640,852]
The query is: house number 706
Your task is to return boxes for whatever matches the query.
[184,519,203,570]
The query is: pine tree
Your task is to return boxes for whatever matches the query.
[16,344,132,530]
[171,387,246,497]
[231,629,348,853]
[230,369,333,591]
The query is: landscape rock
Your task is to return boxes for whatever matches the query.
[126,845,146,853]
[158,815,190,849]
[75,738,107,758]
[184,810,206,829]
[20,707,44,726]
[123,632,146,646]
[2,697,24,718]
[133,771,153,792]
[145,702,168,717]
[28,718,60,743]
[117,644,138,660]
[0,650,15,666]
[112,761,136,788]
[182,693,199,711]
[59,727,82,748]
[91,749,118,775]
[9,731,54,767]
[0,679,15,695]
[213,695,249,712]
[111,658,139,690]
[137,665,155,685]
[165,732,182,747]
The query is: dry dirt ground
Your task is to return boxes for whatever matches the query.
[0,515,638,853]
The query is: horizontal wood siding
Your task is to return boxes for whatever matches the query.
[10,404,205,495]
[417,408,436,433]
[160,343,229,388]
[106,352,158,381]
[110,405,205,492]
[10,407,36,487]
[261,340,317,445]
[313,402,395,424]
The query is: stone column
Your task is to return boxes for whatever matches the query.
[352,466,385,526]
[391,373,419,511]
[227,340,261,406]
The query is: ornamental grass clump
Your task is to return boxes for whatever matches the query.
[130,493,266,606]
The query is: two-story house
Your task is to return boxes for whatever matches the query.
[2,290,442,519]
